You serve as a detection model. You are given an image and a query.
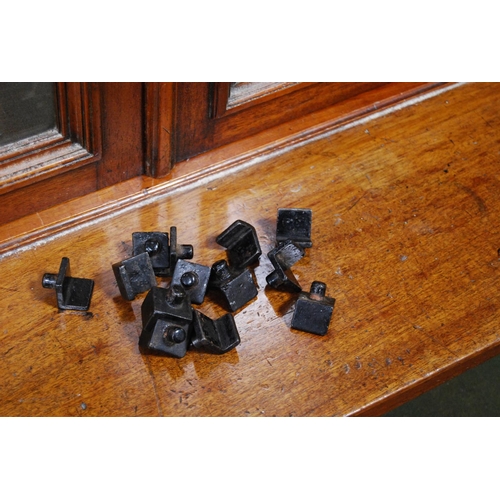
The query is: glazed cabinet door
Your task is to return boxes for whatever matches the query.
[143,82,442,178]
[1,82,442,225]
[0,83,143,224]
[175,82,387,162]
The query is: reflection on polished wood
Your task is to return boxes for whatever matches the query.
[1,82,500,416]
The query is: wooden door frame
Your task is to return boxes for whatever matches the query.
[0,83,101,195]
[143,82,446,179]
[0,82,144,225]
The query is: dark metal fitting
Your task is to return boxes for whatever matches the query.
[216,219,262,269]
[265,268,302,293]
[291,281,335,336]
[209,259,258,312]
[169,226,194,276]
[42,257,94,311]
[211,259,232,281]
[164,325,187,344]
[141,285,192,331]
[309,280,326,300]
[276,208,312,248]
[139,285,193,358]
[140,319,190,358]
[265,240,304,292]
[132,227,193,277]
[171,259,211,305]
[191,310,240,354]
[145,239,161,254]
[112,252,157,301]
[132,231,170,276]
[181,272,198,287]
[166,283,187,305]
[269,240,305,269]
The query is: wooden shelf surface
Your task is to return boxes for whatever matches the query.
[1,82,499,416]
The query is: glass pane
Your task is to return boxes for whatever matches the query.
[227,82,299,109]
[0,82,57,147]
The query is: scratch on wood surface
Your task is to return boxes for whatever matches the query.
[144,356,163,416]
[18,392,82,404]
[347,191,368,211]
[475,112,493,128]
[53,334,67,354]
[455,182,487,212]
[2,346,14,357]
[404,316,459,359]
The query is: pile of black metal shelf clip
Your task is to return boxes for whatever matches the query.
[41,208,336,359]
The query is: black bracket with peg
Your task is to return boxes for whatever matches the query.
[42,257,94,311]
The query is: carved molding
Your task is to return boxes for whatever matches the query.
[144,82,175,178]
[0,83,101,194]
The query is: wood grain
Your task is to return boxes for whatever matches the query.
[0,83,439,225]
[174,82,439,162]
[144,82,175,178]
[1,82,499,416]
[97,83,143,188]
[0,83,143,224]
[0,84,446,255]
[0,83,100,196]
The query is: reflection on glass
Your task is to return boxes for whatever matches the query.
[227,82,298,109]
[0,82,57,148]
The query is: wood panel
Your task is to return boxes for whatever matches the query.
[0,164,98,224]
[144,82,175,178]
[0,83,143,225]
[0,83,100,194]
[96,83,143,188]
[0,82,498,416]
[0,84,451,254]
[173,82,441,162]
